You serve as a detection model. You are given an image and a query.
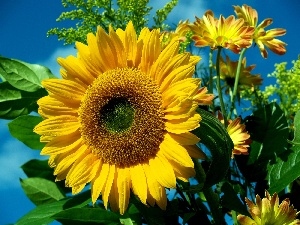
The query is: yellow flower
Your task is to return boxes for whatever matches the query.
[34,22,210,214]
[238,191,300,225]
[234,4,287,58]
[160,20,191,49]
[220,55,262,90]
[189,10,254,53]
[218,112,250,157]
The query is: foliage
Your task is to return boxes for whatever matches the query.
[2,1,300,225]
[47,0,179,45]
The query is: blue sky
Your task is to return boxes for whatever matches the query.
[0,0,299,224]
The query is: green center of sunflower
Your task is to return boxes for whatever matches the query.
[79,67,165,167]
[100,97,135,133]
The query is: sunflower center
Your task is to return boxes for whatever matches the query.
[100,97,135,134]
[79,67,165,167]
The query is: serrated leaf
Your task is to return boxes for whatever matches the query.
[0,82,47,119]
[16,190,91,225]
[8,115,44,150]
[267,110,300,194]
[0,56,54,92]
[193,108,233,188]
[53,208,120,225]
[246,103,289,164]
[20,177,65,206]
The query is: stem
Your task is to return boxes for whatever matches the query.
[203,188,226,224]
[228,48,247,119]
[216,47,228,127]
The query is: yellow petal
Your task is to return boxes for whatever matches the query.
[160,134,194,168]
[41,131,82,155]
[57,56,95,86]
[34,115,80,137]
[185,145,206,159]
[42,79,85,106]
[117,167,131,214]
[168,159,195,182]
[102,164,115,209]
[37,96,77,118]
[91,160,108,204]
[168,132,200,145]
[166,113,201,134]
[130,164,147,204]
[149,153,176,188]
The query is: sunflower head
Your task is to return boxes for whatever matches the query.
[220,55,262,91]
[238,191,300,225]
[189,10,254,53]
[34,21,212,214]
[234,4,287,58]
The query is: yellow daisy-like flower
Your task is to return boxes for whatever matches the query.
[160,20,191,49]
[220,55,262,90]
[234,4,287,58]
[218,112,250,156]
[34,22,211,214]
[238,191,300,225]
[189,10,254,53]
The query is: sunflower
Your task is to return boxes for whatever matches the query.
[220,55,262,91]
[189,10,254,53]
[217,112,250,157]
[234,4,287,58]
[238,191,300,225]
[34,22,212,214]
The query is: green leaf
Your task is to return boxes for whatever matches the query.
[20,177,65,206]
[220,182,250,217]
[267,110,300,194]
[21,159,72,194]
[53,208,120,225]
[246,103,289,164]
[8,115,44,150]
[0,56,54,92]
[131,196,165,225]
[0,82,47,119]
[16,190,91,225]
[193,108,233,188]
[21,159,53,179]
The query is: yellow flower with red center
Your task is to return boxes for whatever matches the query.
[220,55,262,90]
[218,112,250,156]
[34,21,213,214]
[234,4,287,58]
[238,191,300,225]
[189,10,254,53]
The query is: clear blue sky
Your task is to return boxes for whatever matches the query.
[0,0,299,224]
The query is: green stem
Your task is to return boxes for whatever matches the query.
[228,48,247,119]
[203,188,225,224]
[216,47,228,127]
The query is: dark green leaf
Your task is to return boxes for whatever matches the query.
[21,159,53,179]
[8,115,44,150]
[267,110,300,194]
[220,182,250,217]
[193,108,233,188]
[53,208,120,225]
[20,177,65,206]
[246,103,289,164]
[131,196,165,225]
[16,190,91,225]
[0,56,54,92]
[0,82,47,119]
[21,159,72,194]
